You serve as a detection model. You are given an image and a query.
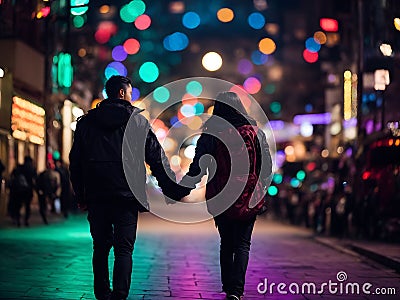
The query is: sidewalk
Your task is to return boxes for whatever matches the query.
[314,236,400,273]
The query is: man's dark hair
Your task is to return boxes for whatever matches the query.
[105,76,132,99]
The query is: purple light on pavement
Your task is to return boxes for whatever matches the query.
[112,45,128,62]
[237,59,253,75]
[293,113,331,125]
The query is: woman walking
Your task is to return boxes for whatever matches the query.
[180,92,272,300]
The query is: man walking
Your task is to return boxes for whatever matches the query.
[69,75,184,300]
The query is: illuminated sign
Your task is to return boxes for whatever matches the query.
[11,96,45,145]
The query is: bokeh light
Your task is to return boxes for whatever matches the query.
[187,116,203,130]
[268,186,278,196]
[202,52,222,71]
[270,101,281,114]
[120,0,146,23]
[314,31,327,44]
[259,37,276,54]
[131,87,140,101]
[186,81,203,96]
[182,93,198,106]
[395,18,400,31]
[237,59,253,75]
[163,32,189,51]
[183,12,201,29]
[251,50,268,65]
[217,8,234,23]
[305,37,321,52]
[139,62,159,83]
[296,170,306,181]
[123,38,140,54]
[99,5,110,14]
[112,45,128,61]
[273,173,283,184]
[105,62,128,79]
[73,15,86,28]
[248,12,265,29]
[71,0,89,16]
[194,102,204,115]
[134,14,151,30]
[264,83,276,94]
[243,77,261,94]
[180,104,196,117]
[153,86,170,103]
[303,49,318,63]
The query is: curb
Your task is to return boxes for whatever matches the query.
[314,236,400,274]
[349,244,400,274]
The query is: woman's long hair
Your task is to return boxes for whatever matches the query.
[205,92,256,130]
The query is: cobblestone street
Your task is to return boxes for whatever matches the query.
[0,213,399,299]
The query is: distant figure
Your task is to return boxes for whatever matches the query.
[36,164,61,225]
[8,156,36,226]
[55,160,71,218]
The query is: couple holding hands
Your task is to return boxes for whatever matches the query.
[70,75,272,300]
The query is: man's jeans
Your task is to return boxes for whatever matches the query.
[88,201,138,300]
[215,215,256,297]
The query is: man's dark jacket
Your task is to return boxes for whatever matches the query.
[69,98,180,211]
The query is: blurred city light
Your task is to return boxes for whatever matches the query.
[123,38,140,54]
[251,50,268,65]
[237,59,253,75]
[184,145,196,159]
[293,113,331,125]
[139,62,159,83]
[182,12,201,29]
[243,77,261,94]
[186,81,203,96]
[134,14,151,30]
[269,101,281,114]
[379,43,393,56]
[163,32,189,51]
[112,45,128,61]
[0,67,4,78]
[248,12,266,29]
[320,18,338,32]
[105,61,127,79]
[120,0,146,23]
[202,52,222,71]
[131,88,140,101]
[267,185,278,196]
[313,31,327,44]
[153,86,170,103]
[258,37,276,54]
[395,18,400,31]
[303,49,318,63]
[305,37,321,52]
[217,8,234,23]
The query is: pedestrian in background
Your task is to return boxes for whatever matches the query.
[180,92,272,300]
[55,159,71,218]
[69,75,185,300]
[8,156,36,227]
